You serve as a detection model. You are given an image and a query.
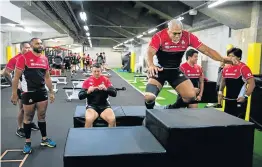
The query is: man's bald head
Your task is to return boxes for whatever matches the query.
[168,19,183,30]
[167,19,183,43]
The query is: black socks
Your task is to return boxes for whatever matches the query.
[38,121,47,138]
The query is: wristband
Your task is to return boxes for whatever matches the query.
[244,94,249,99]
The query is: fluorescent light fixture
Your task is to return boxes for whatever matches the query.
[143,32,147,35]
[84,25,89,31]
[87,37,91,40]
[24,27,32,33]
[124,41,128,44]
[86,32,90,36]
[6,23,15,27]
[148,28,157,34]
[208,0,227,8]
[177,16,184,21]
[129,38,134,42]
[136,34,143,38]
[80,12,87,21]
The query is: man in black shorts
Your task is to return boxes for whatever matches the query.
[63,54,71,70]
[145,19,238,109]
[78,63,117,128]
[52,54,63,70]
[3,42,39,137]
[11,38,56,154]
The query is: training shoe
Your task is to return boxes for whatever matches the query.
[40,138,56,148]
[23,142,32,154]
[16,128,25,138]
[31,122,39,131]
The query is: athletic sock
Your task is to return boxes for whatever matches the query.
[23,123,32,139]
[38,121,47,138]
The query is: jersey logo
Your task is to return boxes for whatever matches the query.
[187,70,190,72]
[29,99,33,103]
[30,59,33,62]
[165,42,168,45]
[197,70,199,72]
[182,40,185,45]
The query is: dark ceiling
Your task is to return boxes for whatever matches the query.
[10,1,254,48]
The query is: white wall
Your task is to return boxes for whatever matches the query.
[72,47,122,68]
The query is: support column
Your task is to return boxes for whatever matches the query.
[245,43,262,121]
[130,51,136,73]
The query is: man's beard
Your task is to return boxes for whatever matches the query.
[33,47,43,53]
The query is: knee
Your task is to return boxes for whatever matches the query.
[38,112,46,121]
[106,116,116,124]
[182,89,196,103]
[144,83,160,102]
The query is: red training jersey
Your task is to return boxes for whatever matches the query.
[149,28,202,68]
[16,51,50,92]
[180,62,204,88]
[82,75,113,106]
[6,53,23,71]
[222,62,253,98]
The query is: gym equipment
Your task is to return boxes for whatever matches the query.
[51,76,67,85]
[73,105,145,127]
[45,81,58,93]
[63,86,126,102]
[200,81,218,103]
[250,75,262,130]
[145,108,255,167]
[74,106,125,127]
[71,79,85,88]
[63,127,166,167]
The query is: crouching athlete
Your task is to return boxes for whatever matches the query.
[78,63,117,128]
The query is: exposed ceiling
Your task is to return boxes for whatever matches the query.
[10,0,255,48]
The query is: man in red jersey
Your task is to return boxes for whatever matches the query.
[78,63,117,128]
[169,49,205,108]
[3,42,39,137]
[11,38,56,154]
[218,47,255,119]
[144,19,238,109]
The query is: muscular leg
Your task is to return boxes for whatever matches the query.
[23,104,36,142]
[36,100,48,140]
[144,78,162,109]
[166,79,196,109]
[100,108,116,127]
[85,108,99,128]
[17,99,24,128]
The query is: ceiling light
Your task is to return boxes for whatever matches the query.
[124,41,128,44]
[80,12,87,21]
[136,34,143,38]
[177,16,184,21]
[6,23,16,27]
[87,37,91,40]
[208,0,227,8]
[129,38,134,42]
[86,32,90,36]
[148,28,157,34]
[84,25,89,31]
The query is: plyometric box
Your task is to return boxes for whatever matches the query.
[145,108,255,167]
[73,106,146,127]
[64,127,166,167]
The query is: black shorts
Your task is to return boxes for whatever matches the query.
[17,89,22,99]
[224,100,247,119]
[86,105,111,115]
[21,90,48,105]
[65,63,71,70]
[150,68,188,88]
[53,64,62,69]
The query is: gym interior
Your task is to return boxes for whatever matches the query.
[1,1,262,167]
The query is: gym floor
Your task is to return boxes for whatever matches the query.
[113,68,262,167]
[1,69,262,167]
[1,70,144,167]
